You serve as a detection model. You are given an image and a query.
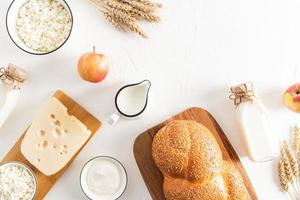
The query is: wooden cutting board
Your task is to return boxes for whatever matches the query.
[134,107,258,200]
[1,90,101,200]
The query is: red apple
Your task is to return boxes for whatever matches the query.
[78,47,109,83]
[284,83,300,112]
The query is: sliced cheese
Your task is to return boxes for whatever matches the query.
[21,97,91,176]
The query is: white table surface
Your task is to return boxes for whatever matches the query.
[1,0,300,199]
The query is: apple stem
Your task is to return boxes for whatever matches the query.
[93,46,95,54]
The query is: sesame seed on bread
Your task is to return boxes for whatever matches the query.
[152,120,249,200]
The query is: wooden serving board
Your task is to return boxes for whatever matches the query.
[134,107,258,200]
[1,90,101,200]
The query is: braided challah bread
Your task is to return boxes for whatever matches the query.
[152,120,248,200]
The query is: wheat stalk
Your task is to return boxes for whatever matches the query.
[117,17,147,38]
[103,12,126,31]
[89,0,161,38]
[294,126,300,163]
[284,141,300,178]
[279,156,290,192]
[127,21,148,38]
[131,8,160,21]
[279,142,300,200]
[102,7,147,37]
[292,126,300,199]
[281,144,296,184]
[119,0,156,12]
[110,8,136,22]
[278,141,300,200]
[102,0,133,10]
[128,11,142,20]
[284,141,300,194]
[135,0,162,8]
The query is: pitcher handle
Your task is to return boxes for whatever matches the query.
[108,112,121,125]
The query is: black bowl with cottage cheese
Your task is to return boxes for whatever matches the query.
[0,161,37,200]
[6,0,73,55]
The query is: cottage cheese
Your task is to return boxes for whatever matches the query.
[0,163,36,200]
[16,0,72,53]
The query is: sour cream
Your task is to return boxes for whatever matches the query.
[80,157,127,200]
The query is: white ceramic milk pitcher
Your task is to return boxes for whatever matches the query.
[109,80,151,125]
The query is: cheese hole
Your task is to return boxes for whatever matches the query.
[50,114,56,119]
[64,129,68,134]
[38,130,46,137]
[59,151,67,155]
[37,158,41,162]
[54,120,61,127]
[37,140,48,149]
[52,145,56,149]
[59,145,68,155]
[42,140,48,148]
[54,128,62,137]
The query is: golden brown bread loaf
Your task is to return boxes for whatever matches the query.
[152,120,248,200]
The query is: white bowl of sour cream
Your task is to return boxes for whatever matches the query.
[80,156,128,200]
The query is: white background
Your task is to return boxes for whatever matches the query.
[1,0,300,199]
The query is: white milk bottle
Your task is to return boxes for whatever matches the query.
[229,82,278,162]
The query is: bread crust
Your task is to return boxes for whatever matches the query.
[222,161,248,200]
[152,120,222,183]
[163,175,228,200]
[152,120,248,200]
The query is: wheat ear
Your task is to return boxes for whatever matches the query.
[293,126,300,163]
[89,0,162,38]
[279,156,290,192]
[132,8,160,21]
[121,19,147,38]
[128,11,142,20]
[292,126,300,198]
[284,141,300,193]
[279,158,298,200]
[104,8,147,38]
[281,143,296,185]
[98,0,133,11]
[103,12,126,31]
[109,8,136,22]
[118,0,156,12]
[135,0,162,8]
[281,141,300,200]
[281,146,298,200]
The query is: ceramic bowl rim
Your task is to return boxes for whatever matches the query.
[5,0,74,55]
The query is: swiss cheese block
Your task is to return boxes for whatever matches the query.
[21,97,91,176]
